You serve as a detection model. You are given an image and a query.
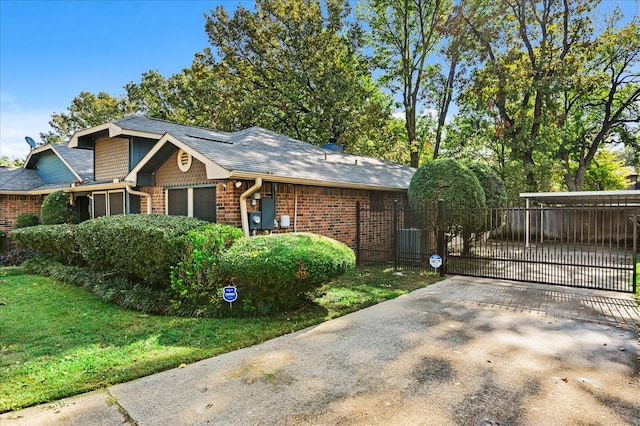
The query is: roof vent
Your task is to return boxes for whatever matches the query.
[177,149,192,172]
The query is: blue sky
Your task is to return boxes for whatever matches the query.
[1,0,252,160]
[1,0,637,161]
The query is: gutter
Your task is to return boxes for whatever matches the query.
[240,178,263,237]
[126,185,152,214]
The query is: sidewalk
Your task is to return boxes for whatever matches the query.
[2,277,639,425]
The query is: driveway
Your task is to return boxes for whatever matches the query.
[2,276,639,425]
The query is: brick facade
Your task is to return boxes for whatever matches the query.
[0,194,45,250]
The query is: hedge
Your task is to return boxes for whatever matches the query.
[219,232,355,314]
[76,214,209,289]
[10,224,81,265]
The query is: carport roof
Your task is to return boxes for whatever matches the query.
[520,190,640,205]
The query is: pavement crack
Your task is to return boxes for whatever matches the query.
[105,390,138,425]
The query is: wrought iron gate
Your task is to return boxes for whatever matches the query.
[356,198,638,293]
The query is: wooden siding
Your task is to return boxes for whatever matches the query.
[37,151,76,183]
[95,136,129,181]
[155,151,211,187]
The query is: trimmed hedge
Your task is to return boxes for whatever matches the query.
[219,232,355,314]
[170,223,244,316]
[41,190,76,225]
[10,224,81,265]
[16,213,40,228]
[75,214,209,289]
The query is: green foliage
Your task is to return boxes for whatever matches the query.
[41,190,77,225]
[582,148,628,191]
[9,224,82,265]
[40,91,136,143]
[76,214,208,289]
[170,224,244,316]
[408,158,486,254]
[464,162,507,209]
[219,232,356,314]
[15,213,40,228]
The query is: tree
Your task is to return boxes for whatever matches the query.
[204,0,393,151]
[359,0,451,167]
[408,158,486,254]
[41,92,135,143]
[0,156,24,167]
[457,0,639,192]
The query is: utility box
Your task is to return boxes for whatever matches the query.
[247,198,276,231]
[248,212,262,230]
[261,198,275,230]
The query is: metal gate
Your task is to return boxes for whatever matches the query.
[356,197,638,293]
[445,201,638,293]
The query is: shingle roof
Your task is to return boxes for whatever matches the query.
[119,116,416,190]
[51,143,93,181]
[0,167,45,191]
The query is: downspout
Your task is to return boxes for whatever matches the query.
[240,178,263,237]
[126,185,152,214]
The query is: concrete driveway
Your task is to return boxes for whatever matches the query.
[2,276,639,425]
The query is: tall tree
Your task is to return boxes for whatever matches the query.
[457,0,639,192]
[359,0,451,167]
[41,92,135,143]
[204,0,393,151]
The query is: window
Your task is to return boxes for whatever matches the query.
[92,190,125,217]
[166,186,216,222]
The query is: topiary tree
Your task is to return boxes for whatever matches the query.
[41,191,77,225]
[408,158,486,255]
[464,162,507,210]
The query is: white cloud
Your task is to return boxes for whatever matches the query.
[0,110,53,160]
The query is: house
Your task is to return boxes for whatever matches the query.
[3,116,415,251]
[0,142,93,247]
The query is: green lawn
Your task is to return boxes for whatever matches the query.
[0,266,440,412]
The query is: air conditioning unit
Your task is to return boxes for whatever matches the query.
[396,228,426,263]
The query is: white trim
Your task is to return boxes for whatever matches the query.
[176,149,192,172]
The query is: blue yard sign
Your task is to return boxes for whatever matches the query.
[429,254,443,269]
[222,286,238,303]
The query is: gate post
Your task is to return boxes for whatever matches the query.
[356,201,361,266]
[633,207,638,294]
[437,199,446,277]
[393,200,399,270]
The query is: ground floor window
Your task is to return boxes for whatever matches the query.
[92,190,125,217]
[166,185,216,222]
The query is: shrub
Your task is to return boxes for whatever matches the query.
[464,162,507,209]
[41,190,76,225]
[23,257,173,315]
[76,214,208,289]
[15,213,40,228]
[219,233,355,314]
[0,249,37,266]
[10,224,81,265]
[408,158,486,254]
[0,231,5,253]
[170,223,244,316]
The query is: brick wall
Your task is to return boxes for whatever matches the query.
[0,194,45,250]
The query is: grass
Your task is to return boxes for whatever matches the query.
[0,266,440,412]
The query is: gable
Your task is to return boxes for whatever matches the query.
[37,151,77,184]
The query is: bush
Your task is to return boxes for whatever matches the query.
[0,231,5,254]
[10,224,81,265]
[15,213,40,228]
[76,214,209,289]
[464,162,507,209]
[0,249,37,266]
[170,223,244,316]
[41,190,76,225]
[408,158,486,254]
[23,257,173,315]
[219,233,355,314]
